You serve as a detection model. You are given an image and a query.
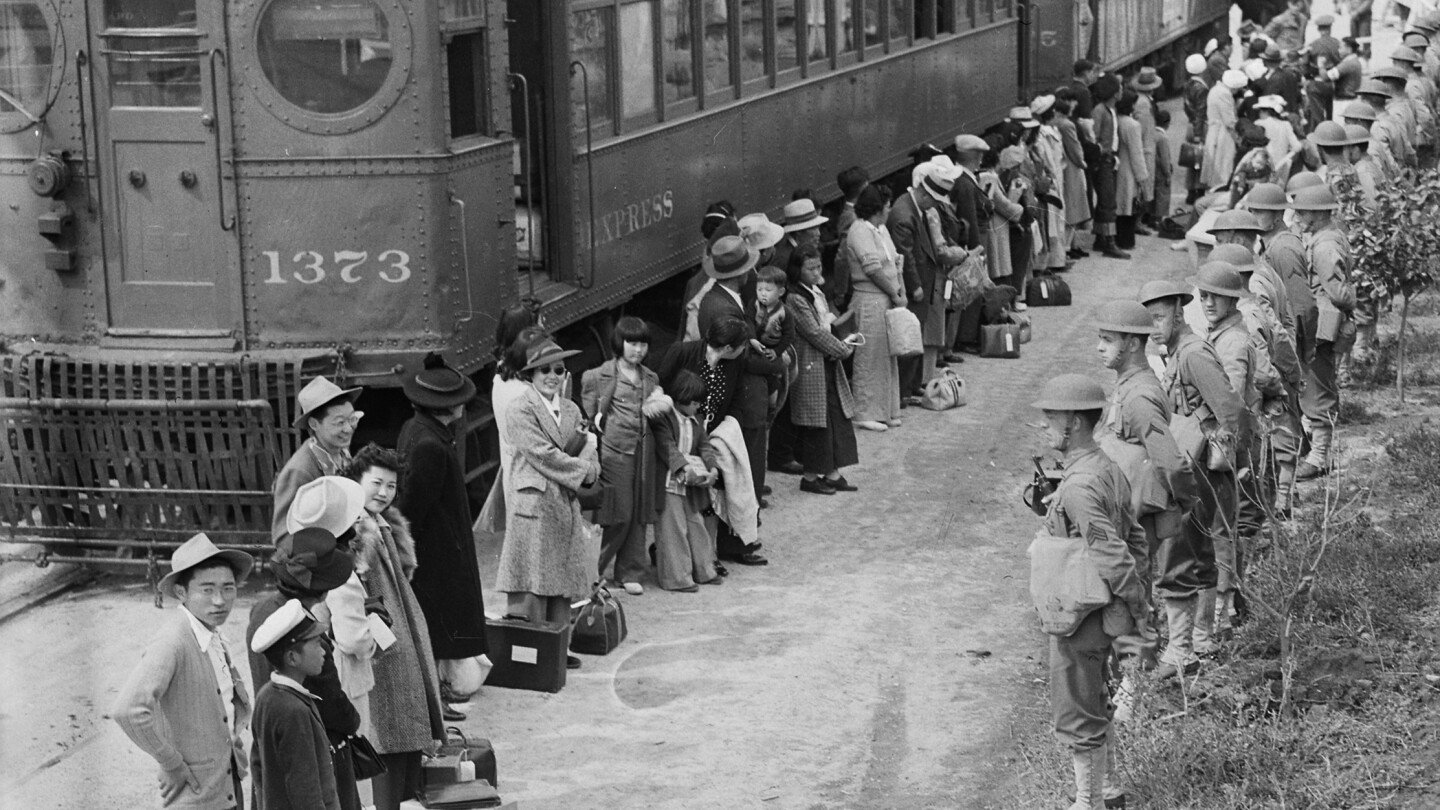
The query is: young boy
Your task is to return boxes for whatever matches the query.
[651,370,722,591]
[250,599,341,810]
[752,265,796,419]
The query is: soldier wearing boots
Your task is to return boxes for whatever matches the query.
[1031,374,1148,810]
[1290,186,1357,481]
[1140,280,1244,666]
[1094,301,1195,699]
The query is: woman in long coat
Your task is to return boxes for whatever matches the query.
[1115,90,1150,249]
[1201,70,1245,189]
[496,339,600,637]
[785,246,858,495]
[396,354,488,695]
[1054,96,1090,246]
[844,184,905,430]
[1032,96,1069,272]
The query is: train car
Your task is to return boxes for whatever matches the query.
[0,0,1223,567]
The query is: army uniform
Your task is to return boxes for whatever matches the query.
[1298,207,1357,477]
[1257,221,1311,511]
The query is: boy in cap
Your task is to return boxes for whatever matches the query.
[114,534,254,810]
[250,599,340,810]
[1030,373,1146,809]
[273,375,363,544]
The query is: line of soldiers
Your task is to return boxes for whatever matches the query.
[1028,177,1359,808]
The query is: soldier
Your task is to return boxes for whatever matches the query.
[1341,100,1402,181]
[1207,209,1296,336]
[1029,373,1147,810]
[1389,47,1436,166]
[1140,279,1244,660]
[1344,125,1385,209]
[1094,300,1196,683]
[1358,78,1415,170]
[1310,121,1375,211]
[1289,186,1357,480]
[1374,67,1423,166]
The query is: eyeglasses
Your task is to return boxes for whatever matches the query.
[534,365,567,376]
[324,411,364,428]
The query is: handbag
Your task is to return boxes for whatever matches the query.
[570,582,627,655]
[438,726,498,789]
[335,734,386,781]
[884,306,924,357]
[1028,529,1114,637]
[979,322,1022,359]
[919,368,966,411]
[1179,139,1203,171]
[1025,273,1071,307]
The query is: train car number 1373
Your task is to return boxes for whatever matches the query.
[261,250,413,285]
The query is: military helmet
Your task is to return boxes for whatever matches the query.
[1207,244,1258,274]
[1241,183,1289,211]
[1031,373,1109,412]
[1358,78,1394,98]
[1188,262,1246,298]
[1285,171,1324,194]
[1137,279,1194,307]
[1289,185,1340,211]
[1391,45,1422,64]
[1372,66,1411,84]
[1207,209,1265,234]
[1341,100,1377,122]
[1309,120,1352,148]
[1343,124,1372,145]
[1093,299,1154,335]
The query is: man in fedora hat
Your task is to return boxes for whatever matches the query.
[1029,373,1145,809]
[772,198,828,279]
[890,150,959,394]
[1289,186,1356,482]
[1131,68,1162,229]
[1140,278,1241,665]
[114,533,255,809]
[273,375,363,544]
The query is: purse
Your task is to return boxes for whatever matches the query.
[884,306,924,357]
[979,322,1022,359]
[1179,139,1203,171]
[919,368,966,411]
[335,734,386,781]
[1028,528,1113,637]
[570,582,628,655]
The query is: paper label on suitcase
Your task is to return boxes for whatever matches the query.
[1005,332,1015,353]
[512,645,537,665]
[1040,280,1050,299]
[944,279,954,301]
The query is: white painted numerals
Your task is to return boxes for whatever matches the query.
[262,250,412,284]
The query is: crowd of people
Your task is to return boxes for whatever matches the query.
[1031,5,1440,809]
[103,3,1440,809]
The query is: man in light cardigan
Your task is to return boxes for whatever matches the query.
[114,534,255,809]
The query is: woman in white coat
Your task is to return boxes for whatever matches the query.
[1201,69,1247,190]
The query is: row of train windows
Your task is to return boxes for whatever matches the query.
[569,0,1015,136]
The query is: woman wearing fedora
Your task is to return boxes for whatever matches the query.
[497,339,600,661]
[396,353,490,702]
[272,375,362,544]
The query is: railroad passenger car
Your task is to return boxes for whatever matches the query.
[0,0,1226,566]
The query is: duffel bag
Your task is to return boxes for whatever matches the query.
[570,582,627,655]
[1025,273,1071,307]
[919,368,967,411]
[979,323,1022,359]
[884,306,924,357]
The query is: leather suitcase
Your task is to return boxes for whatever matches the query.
[1025,274,1071,307]
[570,584,627,655]
[438,727,498,790]
[484,617,569,693]
[979,323,1022,359]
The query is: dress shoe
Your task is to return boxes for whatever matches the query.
[743,541,763,554]
[442,704,467,722]
[768,460,804,475]
[760,484,772,496]
[824,475,858,492]
[714,562,729,577]
[1102,244,1132,260]
[800,477,837,495]
[1295,461,1327,481]
[943,351,966,363]
[731,552,768,565]
[567,655,582,670]
[854,420,888,432]
[1067,248,1089,259]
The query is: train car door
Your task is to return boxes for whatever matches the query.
[1026,0,1093,98]
[87,0,237,337]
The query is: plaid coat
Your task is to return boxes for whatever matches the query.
[786,285,855,428]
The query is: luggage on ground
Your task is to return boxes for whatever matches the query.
[1025,273,1071,307]
[483,617,569,693]
[570,583,627,655]
[980,322,1023,358]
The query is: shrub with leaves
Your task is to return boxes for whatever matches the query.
[1348,169,1440,401]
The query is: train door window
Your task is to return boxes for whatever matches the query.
[446,31,488,138]
[887,0,911,46]
[838,0,856,55]
[775,1,800,75]
[256,0,393,114]
[0,1,60,133]
[619,1,657,122]
[738,0,766,85]
[103,0,201,107]
[661,0,696,107]
[569,6,613,131]
[805,0,830,64]
[701,0,731,100]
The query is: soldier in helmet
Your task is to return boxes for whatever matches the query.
[1342,99,1401,181]
[1030,373,1147,810]
[1140,279,1243,661]
[1358,79,1415,170]
[1094,300,1195,688]
[1290,186,1357,480]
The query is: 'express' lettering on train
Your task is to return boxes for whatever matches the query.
[589,190,675,248]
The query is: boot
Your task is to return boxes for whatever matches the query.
[1156,596,1198,678]
[1219,590,1238,635]
[1112,673,1138,725]
[1192,588,1218,657]
[1103,741,1128,808]
[1302,423,1334,475]
[1115,216,1136,250]
[1098,235,1132,260]
[1273,462,1296,519]
[1068,747,1105,810]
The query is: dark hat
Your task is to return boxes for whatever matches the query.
[249,599,326,655]
[1187,262,1247,298]
[1262,43,1282,62]
[706,235,760,280]
[402,352,476,410]
[1138,279,1194,307]
[292,376,361,430]
[521,338,580,372]
[271,527,356,594]
[157,532,254,594]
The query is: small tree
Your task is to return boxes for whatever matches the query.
[1348,169,1440,402]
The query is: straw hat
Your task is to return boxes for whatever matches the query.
[737,213,784,251]
[156,532,254,594]
[923,155,963,190]
[706,235,760,280]
[293,376,361,430]
[779,199,827,233]
[1187,262,1247,298]
[1132,67,1163,90]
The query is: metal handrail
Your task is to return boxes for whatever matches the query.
[207,49,235,230]
[97,49,205,59]
[569,60,597,290]
[449,192,474,322]
[74,49,111,283]
[508,71,537,299]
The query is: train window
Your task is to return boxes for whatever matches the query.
[256,0,393,115]
[570,7,613,129]
[446,31,487,138]
[888,0,910,41]
[661,0,695,103]
[739,0,765,83]
[806,0,829,62]
[104,0,193,27]
[619,1,656,119]
[861,0,880,46]
[775,2,799,71]
[838,0,855,54]
[0,1,58,129]
[702,0,730,95]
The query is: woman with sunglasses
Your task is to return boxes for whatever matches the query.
[495,339,601,667]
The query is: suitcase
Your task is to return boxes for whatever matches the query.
[979,323,1022,358]
[570,584,627,655]
[1025,273,1071,307]
[438,727,498,790]
[483,617,569,693]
